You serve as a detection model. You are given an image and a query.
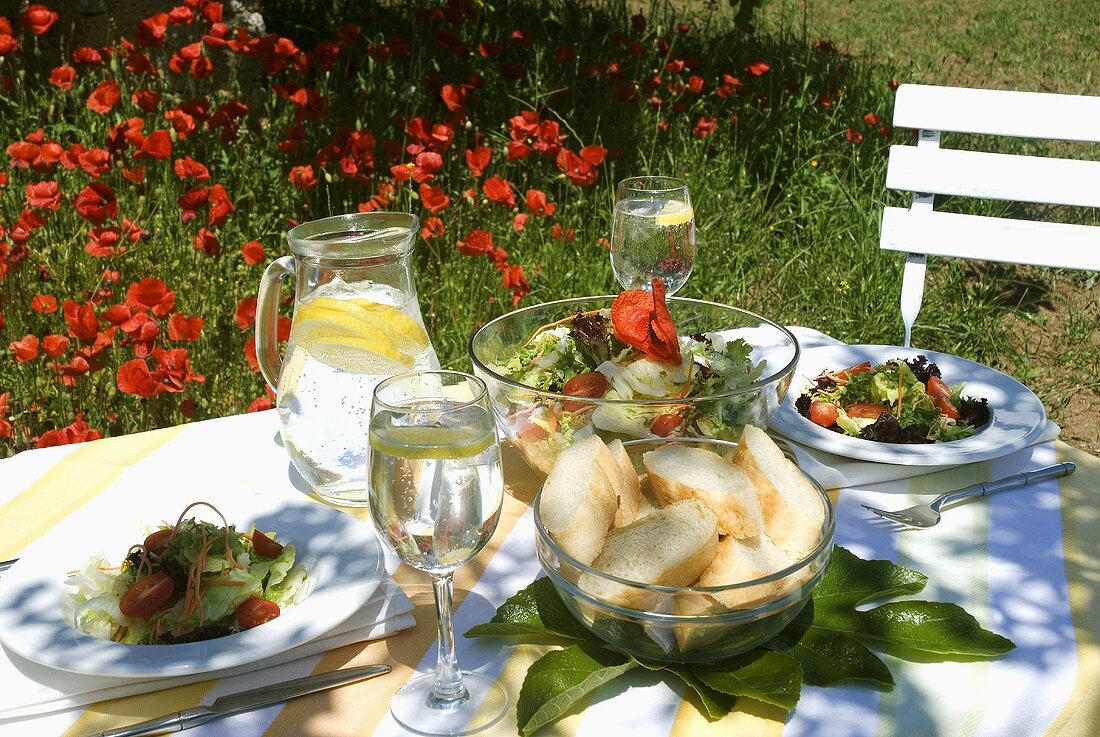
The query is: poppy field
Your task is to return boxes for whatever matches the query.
[2,0,1087,455]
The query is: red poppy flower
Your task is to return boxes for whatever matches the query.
[31,294,57,313]
[49,66,75,90]
[422,216,445,240]
[439,84,467,113]
[77,147,110,177]
[153,347,204,390]
[193,228,220,255]
[86,226,128,258]
[465,146,492,177]
[25,180,61,210]
[73,182,117,224]
[208,183,234,226]
[173,156,210,180]
[457,229,493,256]
[164,108,196,138]
[63,300,100,342]
[512,213,527,231]
[0,392,11,440]
[550,223,576,242]
[556,148,598,186]
[235,297,257,330]
[248,396,274,412]
[744,61,770,76]
[72,46,103,64]
[178,398,198,418]
[863,112,882,126]
[177,186,209,221]
[167,313,203,341]
[87,80,121,114]
[288,165,316,191]
[693,115,718,139]
[19,4,58,35]
[502,265,530,306]
[42,333,68,357]
[243,337,260,371]
[611,279,681,364]
[525,189,555,217]
[241,239,264,265]
[9,334,39,362]
[688,76,704,94]
[411,151,443,182]
[126,277,175,316]
[419,183,450,214]
[134,12,169,47]
[117,359,161,397]
[126,87,159,111]
[506,141,530,161]
[102,304,130,325]
[483,177,515,207]
[845,127,863,143]
[35,417,102,448]
[137,129,172,159]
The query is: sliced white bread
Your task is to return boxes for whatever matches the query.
[538,435,619,566]
[642,445,764,538]
[607,439,642,527]
[580,499,718,610]
[734,424,825,559]
[634,474,661,520]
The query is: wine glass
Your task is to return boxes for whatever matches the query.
[610,176,696,294]
[368,370,507,736]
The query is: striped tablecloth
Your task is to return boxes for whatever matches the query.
[0,409,1097,737]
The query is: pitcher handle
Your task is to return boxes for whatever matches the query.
[255,255,295,393]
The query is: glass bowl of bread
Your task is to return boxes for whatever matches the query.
[532,426,834,663]
[468,293,799,475]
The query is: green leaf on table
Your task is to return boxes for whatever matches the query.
[769,621,894,688]
[813,546,928,611]
[517,643,639,737]
[662,665,738,720]
[465,577,594,645]
[692,650,803,711]
[854,601,1016,657]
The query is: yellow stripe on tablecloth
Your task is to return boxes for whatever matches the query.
[670,695,786,737]
[59,682,215,737]
[260,489,534,737]
[1043,444,1100,737]
[0,425,184,560]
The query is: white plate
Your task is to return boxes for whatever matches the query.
[0,491,383,678]
[769,344,1048,465]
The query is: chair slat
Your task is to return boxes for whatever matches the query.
[893,84,1100,142]
[880,207,1100,270]
[887,146,1100,207]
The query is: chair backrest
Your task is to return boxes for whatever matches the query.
[880,84,1100,347]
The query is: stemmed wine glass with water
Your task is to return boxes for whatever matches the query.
[610,176,696,294]
[368,370,507,736]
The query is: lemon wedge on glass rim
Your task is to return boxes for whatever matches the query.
[654,200,694,227]
[291,296,430,373]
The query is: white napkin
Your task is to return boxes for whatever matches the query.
[0,576,414,722]
[777,327,1060,489]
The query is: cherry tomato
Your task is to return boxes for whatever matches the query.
[808,401,839,427]
[143,528,173,556]
[848,402,889,420]
[119,572,175,618]
[835,361,873,384]
[649,412,683,437]
[561,371,610,412]
[927,375,961,419]
[236,597,281,630]
[251,529,284,559]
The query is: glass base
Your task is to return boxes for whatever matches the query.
[390,672,507,736]
[308,481,370,507]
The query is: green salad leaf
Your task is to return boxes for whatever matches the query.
[465,547,1014,735]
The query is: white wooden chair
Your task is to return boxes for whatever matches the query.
[880,84,1100,347]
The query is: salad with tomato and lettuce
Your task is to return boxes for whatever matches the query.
[794,355,990,444]
[489,280,770,469]
[62,503,310,645]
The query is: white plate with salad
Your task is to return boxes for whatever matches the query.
[0,494,383,677]
[768,344,1048,465]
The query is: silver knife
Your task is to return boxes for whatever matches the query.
[89,663,391,737]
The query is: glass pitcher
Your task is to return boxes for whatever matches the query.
[256,212,439,506]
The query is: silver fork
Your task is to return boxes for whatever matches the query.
[862,462,1076,528]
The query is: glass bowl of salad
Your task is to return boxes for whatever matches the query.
[468,291,800,474]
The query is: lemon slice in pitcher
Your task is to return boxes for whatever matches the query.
[654,200,694,226]
[292,296,430,373]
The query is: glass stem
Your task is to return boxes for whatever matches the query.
[428,572,468,707]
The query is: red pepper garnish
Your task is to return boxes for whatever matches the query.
[611,278,682,365]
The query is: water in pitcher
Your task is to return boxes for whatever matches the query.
[277,279,439,504]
